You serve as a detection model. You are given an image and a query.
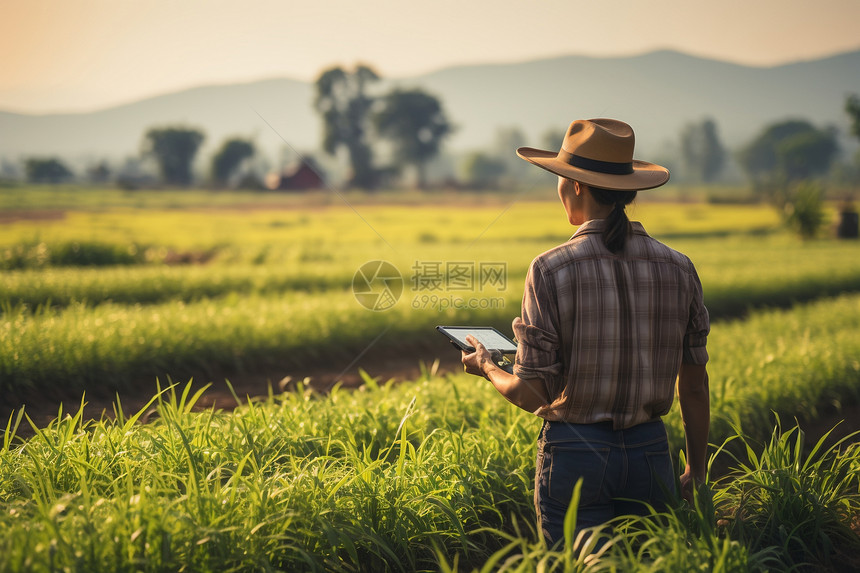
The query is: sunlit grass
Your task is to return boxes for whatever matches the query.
[466,414,860,573]
[4,287,860,428]
[1,374,857,571]
[661,293,860,450]
[0,374,536,571]
[0,191,785,254]
[714,416,860,570]
[1,189,859,570]
[4,234,860,316]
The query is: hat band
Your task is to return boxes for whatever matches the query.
[559,150,634,175]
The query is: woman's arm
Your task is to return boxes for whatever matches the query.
[677,363,710,501]
[462,335,549,413]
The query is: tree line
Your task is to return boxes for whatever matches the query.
[12,68,860,205]
[313,64,452,189]
[23,130,259,190]
[20,63,454,191]
[672,107,858,238]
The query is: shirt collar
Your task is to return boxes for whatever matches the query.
[570,219,648,240]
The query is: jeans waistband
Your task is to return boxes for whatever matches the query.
[541,418,667,447]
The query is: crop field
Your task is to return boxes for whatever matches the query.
[1,186,860,571]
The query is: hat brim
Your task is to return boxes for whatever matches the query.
[517,147,670,191]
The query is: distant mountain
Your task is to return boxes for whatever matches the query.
[2,49,859,164]
[0,77,315,164]
[401,49,860,155]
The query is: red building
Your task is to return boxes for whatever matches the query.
[265,160,325,191]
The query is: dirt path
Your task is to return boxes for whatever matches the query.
[5,347,859,454]
[2,346,465,439]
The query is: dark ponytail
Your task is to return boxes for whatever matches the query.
[587,185,637,254]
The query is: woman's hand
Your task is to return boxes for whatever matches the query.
[679,464,706,504]
[461,334,548,413]
[460,335,496,378]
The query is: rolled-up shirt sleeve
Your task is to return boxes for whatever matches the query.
[683,266,710,364]
[513,259,562,385]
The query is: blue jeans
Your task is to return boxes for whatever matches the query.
[534,419,675,545]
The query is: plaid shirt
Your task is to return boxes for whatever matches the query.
[513,219,709,429]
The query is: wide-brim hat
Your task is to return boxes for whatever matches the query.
[516,118,669,191]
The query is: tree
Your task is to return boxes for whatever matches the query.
[540,127,566,152]
[142,126,205,186]
[784,181,826,240]
[846,94,860,142]
[738,119,837,240]
[211,138,255,187]
[373,88,452,189]
[841,94,860,187]
[25,157,73,183]
[86,161,111,184]
[679,118,726,183]
[460,152,506,189]
[492,126,527,157]
[314,64,380,189]
[738,119,837,183]
[491,126,528,184]
[777,128,839,181]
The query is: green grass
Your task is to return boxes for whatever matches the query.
[1,372,857,572]
[2,195,860,409]
[661,293,860,449]
[0,183,785,213]
[1,263,352,307]
[0,375,536,571]
[469,419,860,572]
[0,191,785,254]
[714,416,860,570]
[2,189,859,570]
[4,271,860,418]
[0,284,521,401]
[3,233,860,314]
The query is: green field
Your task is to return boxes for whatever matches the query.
[1,186,859,571]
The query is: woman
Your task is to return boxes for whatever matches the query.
[461,118,710,545]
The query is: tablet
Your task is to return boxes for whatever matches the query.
[436,325,518,354]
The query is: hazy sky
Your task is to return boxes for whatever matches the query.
[3,0,860,113]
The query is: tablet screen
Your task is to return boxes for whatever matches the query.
[437,326,518,353]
